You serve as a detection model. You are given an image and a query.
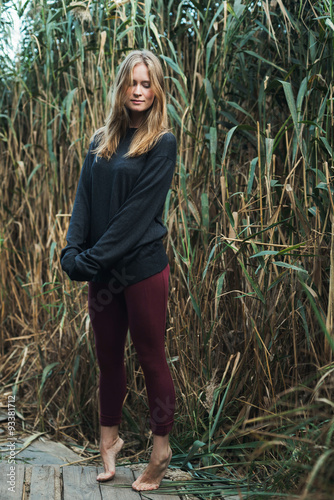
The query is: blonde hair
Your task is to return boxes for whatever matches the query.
[92,50,169,159]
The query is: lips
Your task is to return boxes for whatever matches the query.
[131,100,144,103]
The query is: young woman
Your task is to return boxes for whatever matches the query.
[60,50,177,491]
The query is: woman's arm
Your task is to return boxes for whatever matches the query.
[60,141,94,279]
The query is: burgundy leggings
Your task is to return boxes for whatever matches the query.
[88,264,175,436]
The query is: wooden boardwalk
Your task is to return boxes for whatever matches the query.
[0,464,183,500]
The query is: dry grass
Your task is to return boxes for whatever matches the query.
[1,0,334,497]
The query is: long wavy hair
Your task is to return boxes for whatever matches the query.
[92,50,169,158]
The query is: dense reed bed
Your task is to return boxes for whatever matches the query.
[1,0,334,497]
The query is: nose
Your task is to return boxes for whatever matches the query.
[133,83,142,95]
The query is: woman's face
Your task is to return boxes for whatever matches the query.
[125,63,155,122]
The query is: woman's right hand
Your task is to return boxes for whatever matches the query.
[60,250,84,281]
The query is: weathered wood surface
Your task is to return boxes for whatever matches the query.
[0,462,25,500]
[0,464,182,500]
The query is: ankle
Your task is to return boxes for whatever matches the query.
[152,434,170,453]
[100,435,121,451]
[151,446,171,463]
[100,425,119,446]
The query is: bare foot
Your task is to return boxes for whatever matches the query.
[132,447,172,491]
[97,436,124,482]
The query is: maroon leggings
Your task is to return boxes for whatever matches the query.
[88,264,175,436]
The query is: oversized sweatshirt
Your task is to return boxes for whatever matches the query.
[60,128,177,286]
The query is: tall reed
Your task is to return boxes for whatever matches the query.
[1,0,334,497]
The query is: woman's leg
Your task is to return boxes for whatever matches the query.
[88,281,128,481]
[124,264,175,490]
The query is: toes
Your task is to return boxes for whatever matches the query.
[97,471,115,482]
[131,477,141,490]
[132,474,160,491]
[132,481,159,491]
[132,478,141,491]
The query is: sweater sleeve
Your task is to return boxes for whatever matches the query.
[72,134,176,281]
[60,141,93,278]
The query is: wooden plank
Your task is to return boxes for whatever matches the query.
[132,470,181,500]
[24,465,33,500]
[99,466,141,500]
[63,466,101,500]
[0,463,25,500]
[30,465,56,500]
[54,465,62,500]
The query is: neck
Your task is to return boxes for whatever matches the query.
[129,111,145,129]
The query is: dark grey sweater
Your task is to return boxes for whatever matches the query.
[60,129,177,287]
